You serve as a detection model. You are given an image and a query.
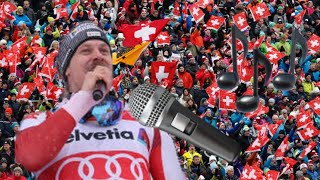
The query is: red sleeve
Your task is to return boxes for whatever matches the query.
[15,109,76,171]
[195,69,204,81]
[186,73,193,89]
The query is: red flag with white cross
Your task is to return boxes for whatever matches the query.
[54,7,69,20]
[232,12,249,31]
[33,76,46,95]
[17,82,35,100]
[2,2,16,14]
[122,19,169,47]
[246,132,270,153]
[189,3,205,24]
[219,90,236,111]
[3,50,17,74]
[197,0,212,8]
[156,31,170,46]
[0,53,8,68]
[249,3,271,22]
[295,9,306,27]
[206,15,225,31]
[309,96,320,115]
[240,163,264,180]
[32,47,47,66]
[70,1,80,21]
[206,81,220,106]
[296,123,319,141]
[46,82,63,101]
[11,36,28,57]
[173,2,180,17]
[298,141,316,159]
[296,109,313,130]
[307,34,320,54]
[265,170,280,180]
[150,61,176,86]
[274,135,289,159]
[268,123,280,137]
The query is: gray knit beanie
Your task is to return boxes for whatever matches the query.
[55,21,109,78]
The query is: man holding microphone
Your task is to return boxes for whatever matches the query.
[15,21,185,180]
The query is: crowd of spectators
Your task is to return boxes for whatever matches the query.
[0,0,320,179]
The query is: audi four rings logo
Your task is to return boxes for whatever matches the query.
[44,152,149,180]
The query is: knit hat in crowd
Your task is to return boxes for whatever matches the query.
[55,21,109,80]
[13,167,23,174]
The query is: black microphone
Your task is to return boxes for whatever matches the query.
[92,80,106,101]
[128,84,241,162]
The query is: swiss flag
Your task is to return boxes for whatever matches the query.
[274,135,289,158]
[33,76,45,95]
[267,123,280,137]
[246,133,270,153]
[11,36,28,56]
[245,101,269,118]
[298,141,316,159]
[182,1,188,18]
[296,123,319,141]
[240,163,264,180]
[296,109,313,129]
[150,62,176,86]
[122,19,169,47]
[228,38,244,52]
[307,34,320,54]
[281,157,297,176]
[308,96,320,115]
[232,12,249,31]
[70,1,80,21]
[173,2,180,17]
[266,50,285,64]
[219,90,236,111]
[17,82,35,100]
[54,8,69,20]
[249,3,271,22]
[206,81,220,106]
[156,31,170,46]
[295,9,306,27]
[0,53,8,68]
[39,56,56,81]
[46,82,63,101]
[2,2,16,14]
[113,73,125,93]
[32,47,47,65]
[3,50,17,74]
[197,0,211,8]
[248,36,265,52]
[54,0,68,8]
[189,3,204,23]
[206,15,225,31]
[265,170,280,180]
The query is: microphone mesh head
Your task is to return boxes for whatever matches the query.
[129,84,171,127]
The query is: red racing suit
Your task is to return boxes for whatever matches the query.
[15,91,185,179]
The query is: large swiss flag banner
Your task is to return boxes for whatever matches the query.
[122,19,169,47]
[249,3,271,22]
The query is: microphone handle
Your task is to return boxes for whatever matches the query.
[92,80,106,101]
[156,98,241,162]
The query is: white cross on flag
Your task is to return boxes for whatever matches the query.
[298,141,316,159]
[17,82,35,100]
[46,82,63,101]
[0,53,8,68]
[249,2,271,22]
[197,0,212,8]
[281,157,297,176]
[296,123,319,141]
[296,109,313,129]
[151,61,176,86]
[232,12,249,31]
[173,2,180,17]
[122,19,169,47]
[275,135,289,159]
[33,76,45,95]
[206,81,220,106]
[265,170,280,180]
[11,36,28,56]
[3,50,18,74]
[228,38,244,52]
[308,96,320,115]
[206,15,225,31]
[245,101,269,118]
[219,90,236,111]
[240,163,264,180]
[2,2,17,14]
[248,35,265,52]
[266,50,285,64]
[156,31,170,46]
[246,132,270,153]
[189,3,205,24]
[32,47,47,65]
[307,34,320,54]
